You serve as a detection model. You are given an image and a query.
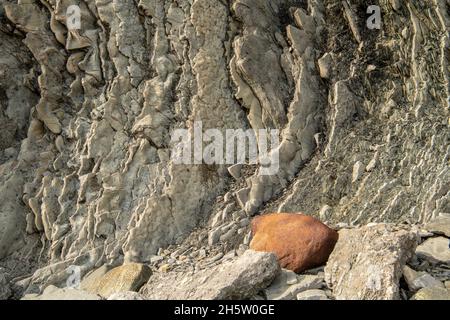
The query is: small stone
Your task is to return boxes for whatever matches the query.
[220,226,237,242]
[239,218,249,227]
[211,211,223,228]
[264,269,298,300]
[424,215,450,237]
[159,264,170,273]
[222,203,235,220]
[445,281,450,290]
[352,161,364,183]
[149,255,164,264]
[235,188,249,209]
[417,230,434,238]
[401,27,408,39]
[318,52,332,79]
[366,153,378,172]
[319,205,332,221]
[390,0,401,11]
[287,25,312,55]
[232,210,245,221]
[403,265,444,291]
[227,164,242,180]
[411,287,450,300]
[224,192,233,203]
[366,65,376,72]
[208,228,222,246]
[297,289,329,300]
[198,249,207,260]
[416,237,450,265]
[335,222,350,230]
[243,230,252,246]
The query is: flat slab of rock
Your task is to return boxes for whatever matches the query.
[250,213,338,273]
[403,265,444,291]
[264,269,324,300]
[411,287,450,300]
[82,263,152,298]
[325,224,419,300]
[416,237,450,265]
[296,289,329,300]
[424,215,450,237]
[141,250,280,300]
[22,285,101,300]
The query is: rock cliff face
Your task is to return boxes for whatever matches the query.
[0,0,448,297]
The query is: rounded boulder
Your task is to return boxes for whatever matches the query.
[250,213,338,273]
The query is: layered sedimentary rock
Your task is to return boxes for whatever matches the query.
[0,0,448,296]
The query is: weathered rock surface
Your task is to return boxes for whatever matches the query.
[416,237,450,265]
[325,224,419,300]
[140,250,280,300]
[250,213,338,273]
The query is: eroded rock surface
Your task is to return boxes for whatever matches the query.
[0,0,448,298]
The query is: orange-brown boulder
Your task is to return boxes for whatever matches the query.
[250,213,338,273]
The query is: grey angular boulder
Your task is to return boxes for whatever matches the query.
[325,224,419,300]
[424,214,450,237]
[416,237,450,265]
[140,250,280,300]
